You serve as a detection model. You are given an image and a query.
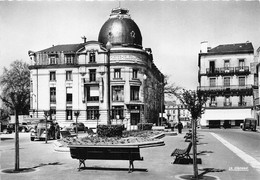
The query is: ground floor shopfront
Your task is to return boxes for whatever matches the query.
[200,108,255,128]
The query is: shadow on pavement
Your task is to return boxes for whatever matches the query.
[32,162,63,168]
[197,150,214,156]
[0,137,14,141]
[79,166,148,172]
[198,168,226,178]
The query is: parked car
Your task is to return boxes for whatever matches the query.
[4,123,30,133]
[241,118,257,131]
[62,122,87,133]
[30,120,59,141]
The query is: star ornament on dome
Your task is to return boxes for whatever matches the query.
[130,31,135,38]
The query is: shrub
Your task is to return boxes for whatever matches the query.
[137,123,153,130]
[97,124,124,137]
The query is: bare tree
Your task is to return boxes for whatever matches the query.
[164,75,182,99]
[0,60,30,171]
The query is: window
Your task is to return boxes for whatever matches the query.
[66,109,72,120]
[66,71,72,81]
[114,69,121,79]
[132,69,138,79]
[224,77,230,86]
[87,106,99,120]
[224,60,230,69]
[66,55,74,64]
[66,87,72,104]
[239,59,245,68]
[112,86,124,101]
[50,57,57,65]
[209,61,215,73]
[239,77,245,86]
[50,87,56,103]
[87,86,99,101]
[89,69,96,82]
[112,106,124,119]
[224,96,231,106]
[130,86,139,101]
[50,71,56,81]
[209,78,216,87]
[210,96,217,106]
[239,95,246,106]
[89,52,96,63]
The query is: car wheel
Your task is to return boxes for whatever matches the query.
[30,137,35,141]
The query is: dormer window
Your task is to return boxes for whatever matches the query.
[89,52,96,63]
[50,56,57,65]
[66,55,74,64]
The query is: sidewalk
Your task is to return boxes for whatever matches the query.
[1,129,260,180]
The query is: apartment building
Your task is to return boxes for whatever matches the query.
[198,41,258,128]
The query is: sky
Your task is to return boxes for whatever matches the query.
[1,1,260,91]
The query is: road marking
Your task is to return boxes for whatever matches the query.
[211,132,260,172]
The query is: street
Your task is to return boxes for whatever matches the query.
[0,129,260,180]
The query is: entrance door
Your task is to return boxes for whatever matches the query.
[130,113,140,125]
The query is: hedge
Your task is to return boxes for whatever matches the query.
[97,124,124,137]
[137,123,153,130]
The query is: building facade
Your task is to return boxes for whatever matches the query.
[28,8,164,129]
[198,41,258,128]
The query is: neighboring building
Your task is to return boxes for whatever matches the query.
[198,41,258,128]
[28,7,164,129]
[164,101,191,127]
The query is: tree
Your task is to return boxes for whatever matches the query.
[179,89,207,179]
[0,60,30,171]
[164,75,182,99]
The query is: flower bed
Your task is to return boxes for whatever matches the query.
[59,130,165,148]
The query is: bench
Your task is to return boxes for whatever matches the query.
[69,145,144,173]
[60,130,77,138]
[171,142,192,164]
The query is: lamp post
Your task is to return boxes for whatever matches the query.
[44,110,49,144]
[74,111,80,137]
[106,41,112,125]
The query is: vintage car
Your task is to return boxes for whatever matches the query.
[241,118,257,131]
[62,122,87,133]
[30,120,58,141]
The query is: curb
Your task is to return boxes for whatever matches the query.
[53,141,70,152]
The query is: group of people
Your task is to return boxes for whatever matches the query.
[49,122,60,139]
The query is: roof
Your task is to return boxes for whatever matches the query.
[38,43,85,54]
[207,42,254,54]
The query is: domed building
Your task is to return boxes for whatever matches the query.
[28,7,164,130]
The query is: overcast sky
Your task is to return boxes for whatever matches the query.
[1,1,260,90]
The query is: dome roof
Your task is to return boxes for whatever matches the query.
[98,8,142,49]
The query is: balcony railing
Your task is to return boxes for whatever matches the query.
[209,101,217,107]
[205,66,250,76]
[198,84,253,96]
[238,102,247,106]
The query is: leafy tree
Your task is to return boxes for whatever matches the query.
[0,60,30,115]
[179,89,208,179]
[0,60,30,171]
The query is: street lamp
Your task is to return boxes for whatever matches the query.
[74,111,80,137]
[106,41,112,125]
[44,110,49,144]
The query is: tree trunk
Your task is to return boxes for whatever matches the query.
[192,118,198,179]
[15,109,19,171]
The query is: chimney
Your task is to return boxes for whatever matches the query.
[200,41,209,53]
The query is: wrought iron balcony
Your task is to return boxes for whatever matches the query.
[209,101,217,107]
[198,84,253,96]
[205,66,250,76]
[238,102,247,106]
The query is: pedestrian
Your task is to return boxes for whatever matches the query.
[177,121,183,134]
[55,122,60,139]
